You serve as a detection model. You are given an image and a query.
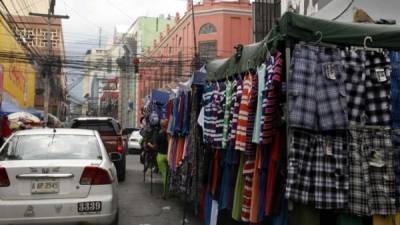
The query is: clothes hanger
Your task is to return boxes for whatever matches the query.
[351,36,383,53]
[307,31,337,48]
[363,36,383,53]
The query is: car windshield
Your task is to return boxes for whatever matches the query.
[71,121,117,136]
[0,134,102,161]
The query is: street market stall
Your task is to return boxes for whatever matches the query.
[162,12,400,225]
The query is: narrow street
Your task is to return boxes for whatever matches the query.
[118,155,202,225]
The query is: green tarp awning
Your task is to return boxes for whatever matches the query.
[207,12,400,80]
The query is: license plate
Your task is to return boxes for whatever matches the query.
[78,201,102,213]
[31,180,59,194]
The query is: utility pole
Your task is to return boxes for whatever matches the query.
[99,27,102,48]
[29,0,69,126]
[190,0,200,73]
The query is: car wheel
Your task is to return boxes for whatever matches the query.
[118,170,126,182]
[117,154,126,182]
[110,210,119,225]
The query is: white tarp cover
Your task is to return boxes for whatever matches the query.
[313,0,400,23]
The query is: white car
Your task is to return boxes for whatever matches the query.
[127,130,142,154]
[0,129,119,225]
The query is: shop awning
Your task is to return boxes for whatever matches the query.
[151,90,170,104]
[207,12,400,80]
[0,101,42,118]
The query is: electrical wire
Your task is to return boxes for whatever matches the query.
[332,0,354,21]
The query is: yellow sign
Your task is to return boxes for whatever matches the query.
[0,17,36,108]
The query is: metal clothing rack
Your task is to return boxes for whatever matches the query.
[285,39,293,211]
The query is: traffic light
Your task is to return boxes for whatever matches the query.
[132,58,139,73]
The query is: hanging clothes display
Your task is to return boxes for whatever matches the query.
[156,12,400,225]
[197,50,286,225]
[285,43,399,223]
[166,87,193,194]
[195,42,400,225]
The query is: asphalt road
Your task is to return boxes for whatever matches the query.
[117,155,202,225]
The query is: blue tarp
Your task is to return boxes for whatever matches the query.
[0,101,42,118]
[151,90,170,104]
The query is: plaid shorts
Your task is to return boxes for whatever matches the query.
[341,49,392,126]
[348,128,397,216]
[390,51,400,128]
[391,131,400,208]
[289,44,348,130]
[285,129,349,209]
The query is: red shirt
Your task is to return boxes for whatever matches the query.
[2,119,12,137]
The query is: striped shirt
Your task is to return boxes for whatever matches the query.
[211,83,226,149]
[202,84,215,144]
[259,51,283,144]
[241,154,256,222]
[245,74,258,154]
[229,79,243,145]
[241,74,259,222]
[235,74,253,152]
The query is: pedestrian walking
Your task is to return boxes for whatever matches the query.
[147,119,169,199]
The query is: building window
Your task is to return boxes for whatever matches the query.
[199,23,217,34]
[199,41,217,62]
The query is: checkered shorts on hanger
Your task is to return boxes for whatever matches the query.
[348,128,397,216]
[289,43,348,130]
[285,129,349,209]
[341,49,392,126]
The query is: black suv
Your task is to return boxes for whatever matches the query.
[70,117,126,181]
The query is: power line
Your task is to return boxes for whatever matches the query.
[0,1,43,61]
[62,0,112,36]
[104,0,134,21]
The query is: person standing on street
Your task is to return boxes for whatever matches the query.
[147,119,169,198]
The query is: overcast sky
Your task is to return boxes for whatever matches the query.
[56,0,187,57]
[53,0,188,100]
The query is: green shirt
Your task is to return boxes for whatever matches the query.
[252,64,266,143]
[222,80,234,149]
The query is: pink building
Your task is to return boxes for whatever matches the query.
[138,0,252,121]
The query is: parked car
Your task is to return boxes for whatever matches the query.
[70,117,126,182]
[128,129,143,154]
[0,128,119,225]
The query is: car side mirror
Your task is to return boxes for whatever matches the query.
[109,152,122,162]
